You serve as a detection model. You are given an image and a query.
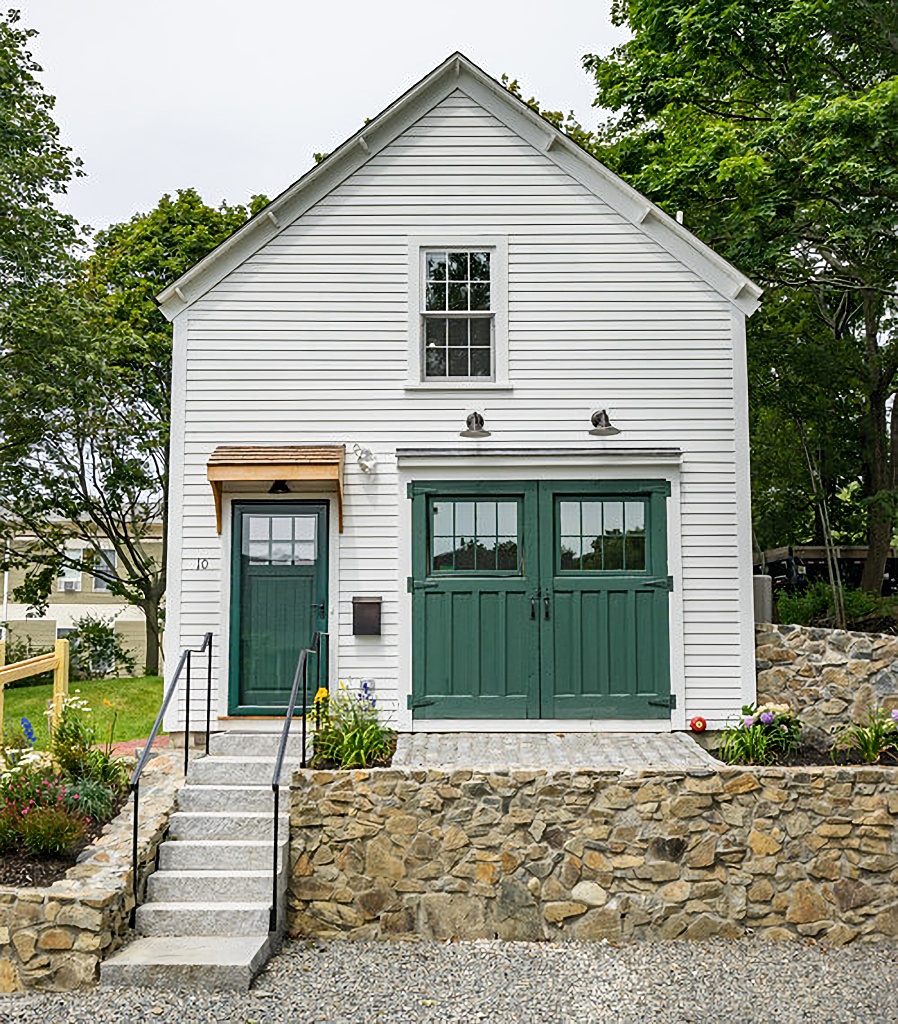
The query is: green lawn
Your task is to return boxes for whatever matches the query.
[3,676,163,747]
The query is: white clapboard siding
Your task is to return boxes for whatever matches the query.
[165,86,751,731]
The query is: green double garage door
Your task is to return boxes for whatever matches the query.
[409,480,672,720]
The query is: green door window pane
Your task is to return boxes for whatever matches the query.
[429,498,520,574]
[558,498,648,572]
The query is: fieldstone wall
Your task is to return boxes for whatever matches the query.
[756,623,898,746]
[0,753,181,992]
[290,766,898,945]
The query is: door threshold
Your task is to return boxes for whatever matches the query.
[409,719,673,733]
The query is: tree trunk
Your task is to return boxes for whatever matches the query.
[143,598,162,676]
[859,292,896,593]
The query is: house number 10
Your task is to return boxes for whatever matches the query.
[195,558,209,571]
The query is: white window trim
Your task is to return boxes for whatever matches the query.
[406,235,509,389]
[91,548,117,592]
[58,550,83,593]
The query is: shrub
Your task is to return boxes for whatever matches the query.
[62,777,116,821]
[776,582,897,630]
[17,806,88,856]
[66,613,136,680]
[718,702,802,766]
[312,682,395,769]
[831,708,898,764]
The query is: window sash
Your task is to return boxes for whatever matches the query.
[421,248,496,382]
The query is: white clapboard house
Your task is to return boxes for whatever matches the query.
[159,52,761,739]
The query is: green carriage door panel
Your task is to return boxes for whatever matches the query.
[231,502,327,714]
[410,485,540,719]
[540,484,671,719]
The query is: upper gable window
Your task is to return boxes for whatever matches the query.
[422,250,493,380]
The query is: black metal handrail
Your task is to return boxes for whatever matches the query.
[129,631,212,926]
[270,630,326,932]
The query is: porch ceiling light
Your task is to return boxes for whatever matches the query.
[589,409,621,437]
[268,479,291,494]
[460,411,491,438]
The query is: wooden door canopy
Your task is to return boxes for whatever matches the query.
[207,445,345,533]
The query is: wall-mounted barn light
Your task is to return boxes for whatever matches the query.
[268,480,291,494]
[353,443,377,474]
[589,410,621,437]
[460,411,491,438]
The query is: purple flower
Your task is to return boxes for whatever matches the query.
[759,711,774,725]
[742,716,755,728]
[891,709,898,723]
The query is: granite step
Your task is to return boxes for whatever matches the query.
[101,935,272,990]
[167,810,289,842]
[209,731,311,759]
[187,755,301,787]
[158,838,288,873]
[177,784,274,814]
[147,869,277,904]
[136,901,272,937]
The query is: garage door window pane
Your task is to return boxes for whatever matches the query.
[430,498,520,574]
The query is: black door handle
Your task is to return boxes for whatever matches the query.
[544,596,550,620]
[311,602,325,616]
[530,596,536,620]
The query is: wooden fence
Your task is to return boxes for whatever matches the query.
[0,639,70,740]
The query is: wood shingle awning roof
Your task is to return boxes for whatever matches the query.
[207,445,345,533]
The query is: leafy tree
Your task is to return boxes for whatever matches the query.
[0,190,267,673]
[0,8,82,294]
[579,0,898,590]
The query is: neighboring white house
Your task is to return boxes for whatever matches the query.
[159,52,761,736]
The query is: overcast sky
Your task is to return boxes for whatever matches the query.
[23,1,626,233]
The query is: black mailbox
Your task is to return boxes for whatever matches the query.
[352,596,382,635]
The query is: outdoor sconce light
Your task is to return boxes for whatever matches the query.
[268,479,291,494]
[459,411,491,438]
[352,596,382,635]
[588,410,621,437]
[353,443,377,474]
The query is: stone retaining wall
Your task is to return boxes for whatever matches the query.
[0,753,181,992]
[756,623,898,746]
[290,766,898,945]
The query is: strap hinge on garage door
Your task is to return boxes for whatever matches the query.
[407,577,438,592]
[647,576,674,591]
[648,694,677,709]
[408,695,437,709]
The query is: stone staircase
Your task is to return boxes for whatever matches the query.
[102,731,304,990]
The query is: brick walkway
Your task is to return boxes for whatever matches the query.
[392,731,719,769]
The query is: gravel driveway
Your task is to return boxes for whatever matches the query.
[2,936,897,1023]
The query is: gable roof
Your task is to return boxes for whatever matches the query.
[156,52,762,320]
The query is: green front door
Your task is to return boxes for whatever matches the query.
[409,480,671,719]
[230,501,328,715]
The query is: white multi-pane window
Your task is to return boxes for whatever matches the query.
[57,549,83,592]
[423,250,493,380]
[91,548,117,592]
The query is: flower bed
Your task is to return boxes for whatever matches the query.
[1,693,131,888]
[0,752,180,991]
